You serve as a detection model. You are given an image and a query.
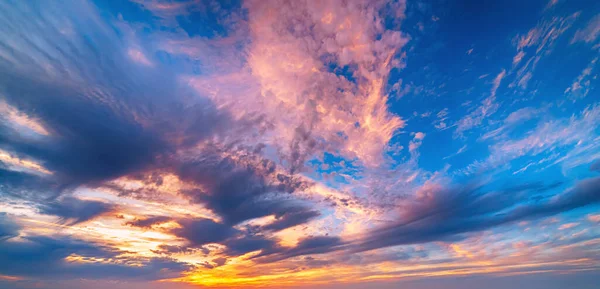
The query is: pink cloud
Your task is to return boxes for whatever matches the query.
[128,48,153,66]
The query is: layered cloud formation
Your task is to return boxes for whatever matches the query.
[1,1,599,289]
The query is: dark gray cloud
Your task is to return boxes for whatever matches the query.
[171,218,238,246]
[355,177,600,252]
[223,234,278,256]
[0,2,329,269]
[254,236,344,263]
[126,216,171,228]
[0,0,234,228]
[168,152,326,258]
[0,15,167,188]
[0,168,60,199]
[38,197,114,225]
[0,1,319,250]
[0,235,193,281]
[0,170,110,226]
[263,210,320,232]
[176,148,311,226]
[0,213,21,241]
[0,0,232,192]
[168,217,288,259]
[164,218,285,259]
[212,257,227,267]
[502,176,600,221]
[151,244,206,256]
[165,214,334,261]
[289,236,343,256]
[232,177,600,260]
[0,76,167,184]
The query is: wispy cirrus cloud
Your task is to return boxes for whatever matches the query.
[571,14,600,44]
[455,69,505,135]
[564,57,597,101]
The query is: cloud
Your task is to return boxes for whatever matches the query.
[126,216,171,229]
[433,108,449,130]
[0,0,233,196]
[409,132,426,155]
[151,244,203,256]
[167,151,325,255]
[571,14,600,44]
[0,0,244,236]
[0,235,193,281]
[511,12,580,89]
[558,223,578,230]
[127,49,154,66]
[262,210,320,232]
[223,234,278,256]
[1,0,599,287]
[0,1,361,277]
[591,159,600,172]
[0,213,21,241]
[509,177,600,218]
[588,214,600,223]
[0,168,59,200]
[516,12,579,51]
[354,177,600,252]
[466,104,600,175]
[513,51,525,66]
[564,57,597,100]
[255,236,343,263]
[185,0,409,170]
[455,70,505,135]
[0,149,52,175]
[38,197,114,225]
[443,145,468,160]
[212,257,227,267]
[176,147,311,226]
[0,63,170,188]
[170,218,282,257]
[0,100,49,137]
[171,218,237,246]
[480,106,544,141]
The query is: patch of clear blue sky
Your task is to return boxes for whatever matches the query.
[385,0,600,179]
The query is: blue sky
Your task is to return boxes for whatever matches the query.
[0,0,599,288]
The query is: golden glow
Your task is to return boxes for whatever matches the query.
[5,182,599,288]
[0,99,49,136]
[0,149,52,175]
[450,244,475,259]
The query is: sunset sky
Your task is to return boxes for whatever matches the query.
[0,0,599,288]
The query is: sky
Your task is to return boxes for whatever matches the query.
[0,0,599,288]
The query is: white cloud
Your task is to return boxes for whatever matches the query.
[409,132,425,152]
[564,57,597,101]
[466,104,600,175]
[510,12,580,90]
[454,70,505,135]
